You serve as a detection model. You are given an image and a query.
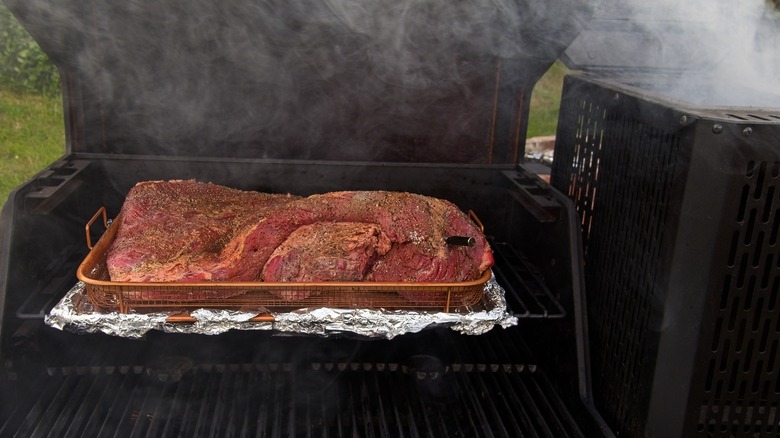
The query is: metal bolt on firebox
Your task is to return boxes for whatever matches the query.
[712,124,724,134]
[742,127,753,137]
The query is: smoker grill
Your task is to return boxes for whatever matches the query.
[0,0,617,436]
[10,0,778,435]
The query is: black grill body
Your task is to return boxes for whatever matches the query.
[0,0,613,435]
[551,74,780,437]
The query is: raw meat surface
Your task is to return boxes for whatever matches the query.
[262,222,392,300]
[263,222,392,282]
[106,180,493,301]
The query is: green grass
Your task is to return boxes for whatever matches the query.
[527,60,568,139]
[0,86,65,206]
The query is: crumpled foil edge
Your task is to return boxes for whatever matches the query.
[45,276,518,339]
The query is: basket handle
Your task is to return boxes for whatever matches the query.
[85,207,109,250]
[467,210,484,233]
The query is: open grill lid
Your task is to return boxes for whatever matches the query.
[4,0,590,163]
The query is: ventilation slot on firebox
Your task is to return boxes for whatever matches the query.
[573,116,680,435]
[550,76,687,436]
[698,159,780,435]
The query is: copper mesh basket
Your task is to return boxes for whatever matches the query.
[77,208,490,315]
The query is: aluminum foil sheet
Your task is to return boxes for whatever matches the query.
[46,276,517,339]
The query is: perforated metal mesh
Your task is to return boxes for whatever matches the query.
[551,81,685,435]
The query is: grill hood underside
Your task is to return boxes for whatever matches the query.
[4,0,590,163]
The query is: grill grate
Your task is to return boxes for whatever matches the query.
[0,329,586,437]
[491,242,567,318]
[3,364,585,437]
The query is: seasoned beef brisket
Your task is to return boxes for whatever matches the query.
[106,180,299,283]
[106,180,493,301]
[263,222,392,282]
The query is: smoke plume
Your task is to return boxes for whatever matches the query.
[576,0,780,106]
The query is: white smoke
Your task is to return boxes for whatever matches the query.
[10,0,588,162]
[578,0,780,106]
